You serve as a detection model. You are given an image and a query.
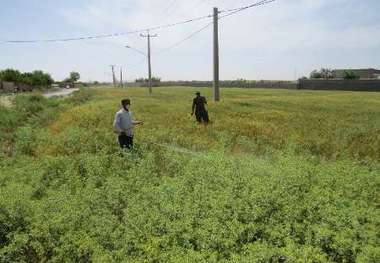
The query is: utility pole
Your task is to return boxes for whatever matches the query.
[120,67,123,88]
[213,7,220,102]
[110,65,116,87]
[140,31,157,94]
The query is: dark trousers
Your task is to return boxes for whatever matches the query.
[118,133,133,149]
[195,110,209,123]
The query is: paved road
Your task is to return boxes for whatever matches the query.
[43,88,80,98]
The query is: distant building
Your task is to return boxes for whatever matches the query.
[332,68,380,79]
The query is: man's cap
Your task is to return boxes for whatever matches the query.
[195,91,201,95]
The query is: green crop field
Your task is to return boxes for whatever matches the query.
[0,87,379,262]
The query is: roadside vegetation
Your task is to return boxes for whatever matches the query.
[0,69,53,88]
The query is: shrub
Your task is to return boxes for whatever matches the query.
[0,151,378,262]
[343,70,360,80]
[14,126,36,156]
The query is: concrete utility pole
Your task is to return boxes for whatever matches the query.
[110,65,116,87]
[140,31,158,94]
[120,67,123,88]
[213,7,220,102]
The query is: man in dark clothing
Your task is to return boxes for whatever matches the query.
[191,92,209,123]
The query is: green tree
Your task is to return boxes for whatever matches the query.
[310,68,333,79]
[69,72,80,83]
[320,68,333,79]
[310,70,322,79]
[343,70,360,80]
[0,69,22,82]
[29,70,54,87]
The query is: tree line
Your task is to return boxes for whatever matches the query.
[0,69,53,87]
[309,68,360,80]
[0,68,81,88]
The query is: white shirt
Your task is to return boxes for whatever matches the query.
[113,109,134,136]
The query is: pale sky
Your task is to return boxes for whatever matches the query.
[0,0,379,82]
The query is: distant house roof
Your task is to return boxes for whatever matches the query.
[332,68,380,79]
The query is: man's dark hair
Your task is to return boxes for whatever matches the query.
[195,92,201,96]
[121,99,131,106]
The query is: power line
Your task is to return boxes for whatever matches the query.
[128,57,148,69]
[155,21,213,56]
[219,0,276,18]
[111,0,276,72]
[157,0,179,21]
[189,0,210,12]
[115,57,147,78]
[125,45,147,57]
[0,14,213,44]
[0,0,277,44]
[161,0,208,23]
[154,0,276,55]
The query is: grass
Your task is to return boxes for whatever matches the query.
[44,86,380,160]
[0,87,379,262]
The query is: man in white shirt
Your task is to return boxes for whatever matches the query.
[113,99,143,149]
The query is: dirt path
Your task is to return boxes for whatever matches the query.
[1,88,79,107]
[0,95,13,107]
